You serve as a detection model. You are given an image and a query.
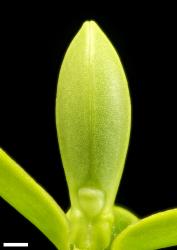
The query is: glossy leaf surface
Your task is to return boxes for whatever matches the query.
[0,148,69,250]
[112,209,177,250]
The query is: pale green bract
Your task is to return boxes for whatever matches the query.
[0,20,177,250]
[56,21,131,250]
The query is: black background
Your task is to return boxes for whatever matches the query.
[0,2,177,249]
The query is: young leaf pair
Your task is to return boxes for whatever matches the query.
[0,21,177,250]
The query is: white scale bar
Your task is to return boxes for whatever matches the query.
[3,243,28,247]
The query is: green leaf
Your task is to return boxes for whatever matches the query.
[56,20,131,212]
[0,148,69,250]
[112,205,139,237]
[111,208,177,250]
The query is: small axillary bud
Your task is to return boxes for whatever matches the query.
[78,187,105,218]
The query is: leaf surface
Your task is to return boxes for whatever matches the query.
[0,148,69,250]
[111,208,177,250]
[112,205,139,237]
